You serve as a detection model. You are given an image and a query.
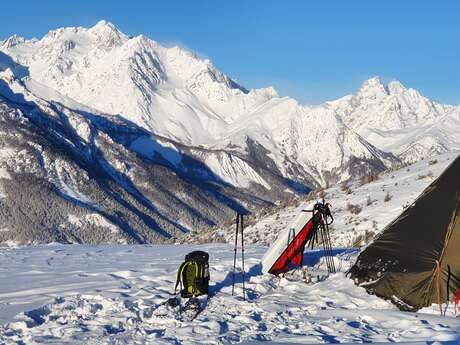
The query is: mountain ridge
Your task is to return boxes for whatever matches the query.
[0,20,399,187]
[0,21,458,245]
[327,76,460,162]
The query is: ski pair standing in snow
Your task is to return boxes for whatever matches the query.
[261,200,336,276]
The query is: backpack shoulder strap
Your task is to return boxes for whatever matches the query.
[174,260,191,294]
[190,260,199,294]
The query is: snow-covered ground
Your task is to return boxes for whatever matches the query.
[0,153,459,344]
[226,151,459,247]
[0,244,459,344]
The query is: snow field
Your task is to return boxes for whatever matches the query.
[0,244,459,344]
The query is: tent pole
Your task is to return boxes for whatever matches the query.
[436,260,443,316]
[445,265,452,316]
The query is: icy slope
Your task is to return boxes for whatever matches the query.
[328,77,460,162]
[0,244,458,344]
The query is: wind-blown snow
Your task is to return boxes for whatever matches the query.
[0,244,458,344]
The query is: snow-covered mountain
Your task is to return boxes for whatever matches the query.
[0,21,458,245]
[1,21,266,143]
[327,76,460,162]
[0,74,251,244]
[0,21,398,190]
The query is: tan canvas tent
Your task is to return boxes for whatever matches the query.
[349,155,460,311]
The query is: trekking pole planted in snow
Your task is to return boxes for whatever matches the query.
[232,213,239,296]
[323,207,336,273]
[231,213,246,300]
[241,214,246,301]
[314,201,335,274]
[320,221,333,273]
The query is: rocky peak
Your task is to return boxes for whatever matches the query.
[88,20,128,47]
[2,34,26,49]
[387,80,406,94]
[356,76,388,101]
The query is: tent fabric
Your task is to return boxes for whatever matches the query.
[349,155,460,310]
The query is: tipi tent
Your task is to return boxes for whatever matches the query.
[349,155,460,311]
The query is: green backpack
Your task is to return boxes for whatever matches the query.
[174,251,210,298]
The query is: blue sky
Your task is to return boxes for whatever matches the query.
[1,1,459,104]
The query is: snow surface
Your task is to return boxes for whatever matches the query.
[0,244,459,344]
[66,214,120,235]
[204,153,271,189]
[130,136,182,167]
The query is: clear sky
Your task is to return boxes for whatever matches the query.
[1,1,459,105]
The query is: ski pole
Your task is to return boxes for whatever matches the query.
[241,214,246,301]
[316,210,331,273]
[319,204,335,274]
[320,222,333,273]
[232,213,239,296]
[320,218,332,273]
[324,219,336,273]
[327,204,336,273]
[320,213,335,273]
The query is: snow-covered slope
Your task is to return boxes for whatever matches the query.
[328,77,460,162]
[0,21,259,144]
[0,244,458,344]
[0,69,289,245]
[195,152,459,247]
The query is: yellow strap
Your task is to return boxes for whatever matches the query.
[175,261,192,293]
[192,262,199,295]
